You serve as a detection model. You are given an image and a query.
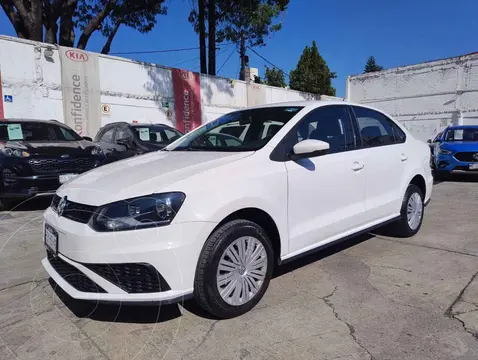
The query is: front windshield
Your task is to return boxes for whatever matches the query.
[165,106,303,152]
[0,122,82,142]
[132,126,182,145]
[445,128,478,142]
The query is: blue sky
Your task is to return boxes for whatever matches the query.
[1,0,478,96]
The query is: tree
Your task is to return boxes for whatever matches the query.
[1,0,43,41]
[263,66,286,87]
[364,56,383,73]
[289,40,336,96]
[75,0,167,51]
[216,0,288,80]
[1,0,166,51]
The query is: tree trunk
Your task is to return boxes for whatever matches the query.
[207,0,216,75]
[101,21,121,54]
[1,1,29,39]
[239,34,246,81]
[76,0,113,50]
[29,0,43,41]
[198,0,207,74]
[44,23,58,44]
[58,0,77,47]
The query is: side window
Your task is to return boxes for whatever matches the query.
[100,127,115,143]
[115,127,131,141]
[164,129,180,140]
[295,106,356,154]
[352,107,398,147]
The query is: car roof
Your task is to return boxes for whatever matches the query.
[1,118,64,124]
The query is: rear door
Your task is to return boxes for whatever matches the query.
[351,106,408,222]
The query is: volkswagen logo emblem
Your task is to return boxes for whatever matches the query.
[473,153,478,161]
[58,196,68,217]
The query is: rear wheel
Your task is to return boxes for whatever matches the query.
[391,184,424,237]
[194,219,274,319]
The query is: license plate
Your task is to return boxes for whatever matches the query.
[44,224,58,255]
[469,164,478,170]
[59,173,78,183]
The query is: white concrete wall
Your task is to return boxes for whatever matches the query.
[347,53,478,141]
[0,36,318,134]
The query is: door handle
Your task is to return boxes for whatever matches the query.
[351,162,364,171]
[401,153,408,162]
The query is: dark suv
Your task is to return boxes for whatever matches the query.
[0,119,105,210]
[94,122,183,163]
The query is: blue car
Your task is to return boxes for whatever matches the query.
[430,125,478,178]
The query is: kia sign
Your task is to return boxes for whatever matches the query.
[59,47,101,137]
[65,50,89,62]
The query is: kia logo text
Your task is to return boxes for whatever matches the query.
[65,50,89,62]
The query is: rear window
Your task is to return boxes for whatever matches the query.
[0,122,82,141]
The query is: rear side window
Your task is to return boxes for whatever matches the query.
[352,107,405,147]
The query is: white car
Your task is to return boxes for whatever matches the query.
[42,101,433,318]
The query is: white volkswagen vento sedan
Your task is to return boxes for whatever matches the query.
[43,101,433,318]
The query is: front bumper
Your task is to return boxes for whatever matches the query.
[42,207,217,303]
[1,156,103,199]
[435,154,478,173]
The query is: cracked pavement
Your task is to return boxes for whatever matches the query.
[1,178,478,360]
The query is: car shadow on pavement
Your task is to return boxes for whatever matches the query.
[49,228,386,323]
[7,195,53,212]
[49,278,184,324]
[273,232,374,278]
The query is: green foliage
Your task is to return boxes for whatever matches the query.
[364,56,383,73]
[75,0,167,37]
[215,0,288,47]
[263,66,286,87]
[289,41,336,96]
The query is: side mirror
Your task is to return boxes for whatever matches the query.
[290,139,330,160]
[116,137,132,149]
[427,139,431,144]
[83,136,93,142]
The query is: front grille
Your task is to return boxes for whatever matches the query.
[51,195,97,224]
[29,157,96,174]
[83,263,171,293]
[454,152,478,162]
[47,252,106,293]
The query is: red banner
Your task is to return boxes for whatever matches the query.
[172,68,202,133]
[0,69,4,119]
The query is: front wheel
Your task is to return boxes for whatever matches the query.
[391,184,424,237]
[194,219,274,319]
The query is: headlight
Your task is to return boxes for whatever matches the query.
[0,147,30,158]
[89,192,186,232]
[438,147,452,155]
[91,147,103,156]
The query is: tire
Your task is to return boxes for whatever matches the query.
[194,219,274,319]
[391,184,424,238]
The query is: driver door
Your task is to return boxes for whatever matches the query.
[285,105,367,254]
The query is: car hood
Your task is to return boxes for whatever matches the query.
[57,150,253,205]
[442,141,478,152]
[5,140,96,156]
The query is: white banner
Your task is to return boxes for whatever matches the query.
[247,83,266,107]
[59,47,101,137]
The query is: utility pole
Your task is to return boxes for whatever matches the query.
[239,33,247,81]
[198,0,207,74]
[208,0,216,75]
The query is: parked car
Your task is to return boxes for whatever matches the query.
[42,101,433,318]
[0,119,104,210]
[429,125,478,178]
[94,122,183,163]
